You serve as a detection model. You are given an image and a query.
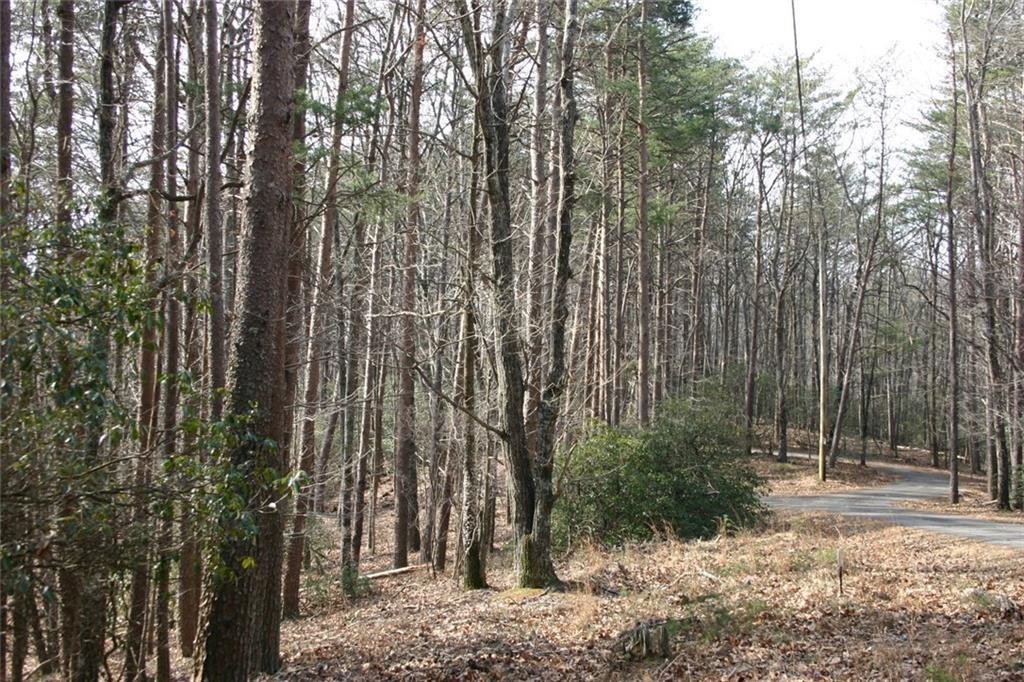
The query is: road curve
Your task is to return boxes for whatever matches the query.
[768,462,1024,550]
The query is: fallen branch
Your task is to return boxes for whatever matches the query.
[697,569,721,583]
[363,563,430,580]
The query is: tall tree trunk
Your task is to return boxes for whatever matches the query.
[927,230,941,469]
[282,0,354,615]
[458,0,533,585]
[0,0,10,225]
[1015,73,1024,509]
[525,0,549,450]
[828,111,886,467]
[598,45,614,420]
[461,126,485,589]
[155,2,180,677]
[422,184,454,565]
[350,225,383,573]
[205,0,225,421]
[635,0,652,426]
[946,30,960,502]
[456,0,575,589]
[528,0,578,588]
[194,2,295,677]
[348,0,397,571]
[959,5,1008,508]
[281,199,334,617]
[177,1,204,657]
[53,2,86,677]
[394,0,427,569]
[613,112,626,425]
[125,10,166,677]
[745,141,766,457]
[790,0,827,481]
[690,145,715,385]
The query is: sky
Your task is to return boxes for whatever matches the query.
[694,0,950,150]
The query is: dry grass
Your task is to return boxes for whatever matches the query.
[265,509,1024,681]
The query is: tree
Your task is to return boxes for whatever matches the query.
[194,1,295,677]
[945,29,961,503]
[124,5,167,675]
[282,0,356,616]
[636,0,652,426]
[394,0,427,570]
[457,0,578,587]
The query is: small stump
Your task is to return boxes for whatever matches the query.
[615,619,673,660]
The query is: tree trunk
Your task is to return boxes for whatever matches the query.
[125,11,166,675]
[194,1,295,677]
[828,111,885,467]
[282,0,354,615]
[0,0,10,224]
[350,226,383,574]
[155,2,179,676]
[205,0,225,421]
[394,0,427,569]
[959,6,1008,508]
[525,0,550,450]
[745,141,766,457]
[527,0,578,588]
[635,0,652,426]
[461,120,485,589]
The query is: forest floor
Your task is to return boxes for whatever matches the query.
[267,509,1023,681]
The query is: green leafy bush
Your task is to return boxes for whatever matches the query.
[554,398,767,547]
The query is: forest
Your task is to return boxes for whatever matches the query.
[1,0,1022,679]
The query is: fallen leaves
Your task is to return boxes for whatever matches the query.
[234,507,1024,681]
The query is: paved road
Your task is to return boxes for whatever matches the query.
[768,462,1024,550]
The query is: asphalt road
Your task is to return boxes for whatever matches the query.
[768,462,1024,550]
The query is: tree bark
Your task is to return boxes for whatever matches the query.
[636,0,652,426]
[394,0,427,569]
[194,1,295,677]
[282,0,354,615]
[124,10,166,677]
[745,141,766,457]
[946,29,960,502]
[206,0,225,421]
[0,0,10,224]
[461,125,484,589]
[828,108,886,467]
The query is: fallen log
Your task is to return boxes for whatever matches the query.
[363,563,430,580]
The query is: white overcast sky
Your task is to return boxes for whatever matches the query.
[694,0,949,149]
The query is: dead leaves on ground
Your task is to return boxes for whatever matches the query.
[262,510,1023,681]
